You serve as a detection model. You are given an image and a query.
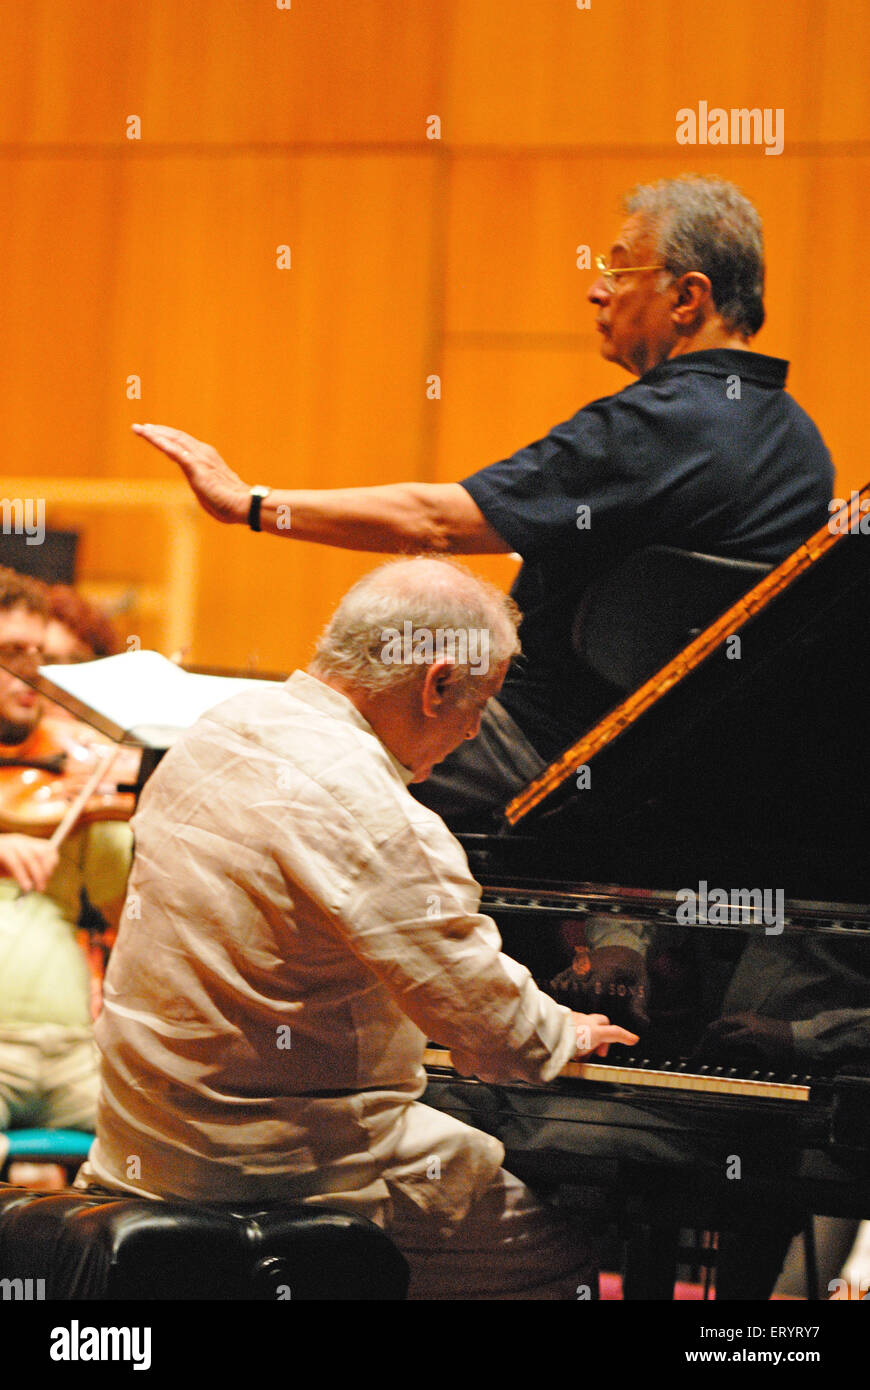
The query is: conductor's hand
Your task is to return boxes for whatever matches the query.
[132,424,250,525]
[570,1012,639,1059]
[0,834,59,894]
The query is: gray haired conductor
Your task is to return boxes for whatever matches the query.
[77,557,637,1299]
[134,174,834,1025]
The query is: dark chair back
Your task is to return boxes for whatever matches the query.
[572,546,772,693]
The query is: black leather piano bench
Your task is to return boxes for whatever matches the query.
[0,1182,409,1300]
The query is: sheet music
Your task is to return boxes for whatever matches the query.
[36,650,285,745]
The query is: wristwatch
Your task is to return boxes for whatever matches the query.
[247,485,271,532]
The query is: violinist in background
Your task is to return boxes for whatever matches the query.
[0,567,132,1187]
[43,583,123,666]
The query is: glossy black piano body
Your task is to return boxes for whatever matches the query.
[423,1042,869,1298]
[499,511,870,895]
[422,514,870,1289]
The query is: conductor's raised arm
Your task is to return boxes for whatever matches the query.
[132,422,511,555]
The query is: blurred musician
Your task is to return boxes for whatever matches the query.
[0,568,132,1183]
[43,583,122,666]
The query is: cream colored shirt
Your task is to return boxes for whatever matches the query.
[86,671,575,1213]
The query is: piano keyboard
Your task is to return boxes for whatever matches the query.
[423,1048,811,1103]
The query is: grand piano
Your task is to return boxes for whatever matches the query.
[422,487,870,1298]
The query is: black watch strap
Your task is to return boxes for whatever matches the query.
[248,486,271,532]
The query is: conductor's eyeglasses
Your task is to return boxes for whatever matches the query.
[595,254,667,293]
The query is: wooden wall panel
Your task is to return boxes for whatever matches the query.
[0,0,867,675]
[789,156,870,493]
[4,0,446,146]
[810,0,870,144]
[0,158,121,471]
[446,0,829,147]
[112,153,442,667]
[0,145,442,668]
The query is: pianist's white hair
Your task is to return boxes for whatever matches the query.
[309,555,521,703]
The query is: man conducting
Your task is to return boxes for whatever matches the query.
[77,558,637,1299]
[132,174,834,821]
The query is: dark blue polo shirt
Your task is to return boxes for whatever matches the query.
[460,349,834,760]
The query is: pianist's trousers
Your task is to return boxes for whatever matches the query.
[313,1104,599,1301]
[383,1166,598,1301]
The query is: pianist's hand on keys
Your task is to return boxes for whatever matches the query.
[570,1012,639,1059]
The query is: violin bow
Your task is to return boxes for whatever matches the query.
[47,744,123,851]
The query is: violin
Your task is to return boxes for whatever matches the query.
[0,716,138,838]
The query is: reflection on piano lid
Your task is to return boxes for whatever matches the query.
[472,879,870,938]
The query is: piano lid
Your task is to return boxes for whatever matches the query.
[490,482,870,899]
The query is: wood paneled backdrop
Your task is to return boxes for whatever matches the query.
[2,0,868,669]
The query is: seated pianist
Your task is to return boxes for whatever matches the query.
[75,558,637,1300]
